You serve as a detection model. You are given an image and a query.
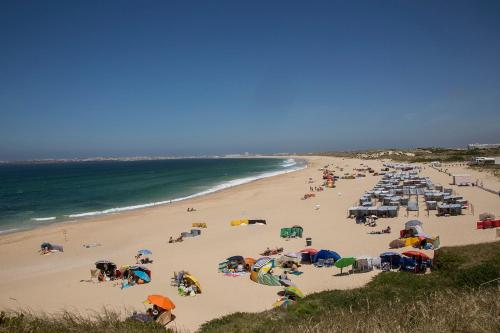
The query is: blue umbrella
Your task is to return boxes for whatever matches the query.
[133,270,151,282]
[138,249,152,255]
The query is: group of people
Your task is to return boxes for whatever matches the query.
[369,226,391,235]
[302,193,316,200]
[186,207,196,212]
[135,253,153,264]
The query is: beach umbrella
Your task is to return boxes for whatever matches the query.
[254,257,273,270]
[389,239,406,249]
[184,274,202,293]
[405,220,423,229]
[334,257,356,274]
[133,270,151,282]
[138,249,152,255]
[299,248,318,254]
[272,298,296,309]
[284,286,304,299]
[146,295,175,310]
[402,251,431,261]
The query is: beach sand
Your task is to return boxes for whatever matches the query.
[0,156,498,332]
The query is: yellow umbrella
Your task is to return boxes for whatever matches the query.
[184,274,202,293]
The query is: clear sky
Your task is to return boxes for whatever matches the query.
[1,1,499,160]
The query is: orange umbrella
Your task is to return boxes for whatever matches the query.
[244,257,257,266]
[146,295,176,310]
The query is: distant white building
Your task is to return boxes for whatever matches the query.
[467,143,500,150]
[470,157,498,165]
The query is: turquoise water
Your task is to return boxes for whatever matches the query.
[0,158,305,233]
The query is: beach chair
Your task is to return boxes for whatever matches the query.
[170,272,178,287]
[314,259,325,268]
[324,258,334,267]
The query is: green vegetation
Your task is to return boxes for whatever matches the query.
[309,146,500,164]
[0,310,171,333]
[1,242,499,333]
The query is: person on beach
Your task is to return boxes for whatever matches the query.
[169,236,174,243]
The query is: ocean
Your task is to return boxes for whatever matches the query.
[0,158,305,234]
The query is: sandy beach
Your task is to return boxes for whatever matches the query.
[0,156,498,332]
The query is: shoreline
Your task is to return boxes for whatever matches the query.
[0,155,498,332]
[0,157,307,238]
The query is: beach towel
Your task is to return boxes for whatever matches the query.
[290,271,303,276]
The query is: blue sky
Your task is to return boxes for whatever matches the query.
[1,1,499,160]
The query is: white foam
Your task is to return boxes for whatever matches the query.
[0,228,21,235]
[281,158,297,168]
[67,160,307,219]
[31,217,57,221]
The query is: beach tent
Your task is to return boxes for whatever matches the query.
[183,274,202,293]
[280,228,292,238]
[312,250,341,264]
[299,248,318,263]
[379,252,403,269]
[353,256,374,273]
[277,254,300,267]
[400,256,417,272]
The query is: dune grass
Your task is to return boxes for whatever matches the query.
[1,242,499,332]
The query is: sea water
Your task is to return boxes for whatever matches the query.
[0,158,305,234]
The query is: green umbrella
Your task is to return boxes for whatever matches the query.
[334,257,356,274]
